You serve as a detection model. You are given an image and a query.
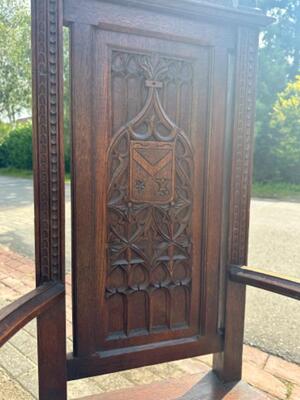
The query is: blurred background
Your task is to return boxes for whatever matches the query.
[0,0,299,372]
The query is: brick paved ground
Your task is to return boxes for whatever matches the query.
[0,248,300,400]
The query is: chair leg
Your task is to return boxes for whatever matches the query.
[37,295,67,400]
[213,280,246,382]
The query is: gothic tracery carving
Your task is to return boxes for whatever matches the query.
[106,51,194,336]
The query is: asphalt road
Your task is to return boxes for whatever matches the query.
[245,199,300,363]
[0,176,299,363]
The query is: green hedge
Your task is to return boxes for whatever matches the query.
[0,124,33,169]
[0,123,71,173]
[0,122,298,184]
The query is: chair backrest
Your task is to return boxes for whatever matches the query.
[9,2,300,400]
[31,0,271,386]
[58,0,271,381]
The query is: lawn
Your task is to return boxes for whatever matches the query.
[0,167,33,179]
[252,182,300,200]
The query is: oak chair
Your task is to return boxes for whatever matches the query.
[1,1,300,399]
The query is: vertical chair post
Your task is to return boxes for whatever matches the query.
[213,26,259,382]
[37,297,66,399]
[31,0,66,398]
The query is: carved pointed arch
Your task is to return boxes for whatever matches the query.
[106,51,194,337]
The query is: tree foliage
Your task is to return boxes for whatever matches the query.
[0,121,12,144]
[0,123,32,169]
[0,0,31,122]
[258,0,300,80]
[254,0,300,183]
[0,5,72,173]
[269,76,300,183]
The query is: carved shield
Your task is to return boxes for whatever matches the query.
[130,141,175,203]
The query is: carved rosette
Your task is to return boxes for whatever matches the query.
[106,52,194,336]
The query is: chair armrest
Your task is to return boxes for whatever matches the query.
[228,264,300,300]
[0,282,65,347]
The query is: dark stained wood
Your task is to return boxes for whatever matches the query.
[64,0,236,49]
[31,1,67,398]
[69,10,228,368]
[64,0,273,387]
[70,22,96,358]
[31,0,65,284]
[0,282,64,347]
[67,335,223,380]
[76,372,269,400]
[229,265,300,300]
[2,0,291,398]
[23,0,279,398]
[102,42,206,346]
[64,0,270,28]
[201,45,229,338]
[216,49,235,340]
[213,26,259,382]
[129,141,175,204]
[213,279,246,382]
[37,296,67,400]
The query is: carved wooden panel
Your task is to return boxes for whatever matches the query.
[106,51,194,339]
[35,0,265,384]
[130,141,175,204]
[71,24,221,360]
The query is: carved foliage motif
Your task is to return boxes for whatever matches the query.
[106,51,194,337]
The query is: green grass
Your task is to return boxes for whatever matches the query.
[0,167,33,179]
[0,167,71,182]
[252,181,300,200]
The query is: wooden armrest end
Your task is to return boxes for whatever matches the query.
[229,264,300,300]
[0,282,65,347]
